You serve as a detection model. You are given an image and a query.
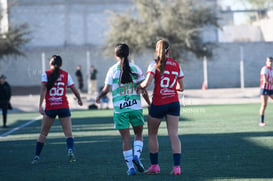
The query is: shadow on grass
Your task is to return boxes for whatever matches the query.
[0,114,272,181]
[181,131,273,180]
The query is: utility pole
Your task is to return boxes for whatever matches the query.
[240,46,245,89]
[202,45,208,90]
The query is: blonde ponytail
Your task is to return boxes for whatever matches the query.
[156,40,169,75]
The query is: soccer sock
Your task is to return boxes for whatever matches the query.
[150,152,158,165]
[35,142,44,156]
[260,115,264,123]
[123,149,134,169]
[66,137,74,151]
[173,153,181,166]
[133,140,143,158]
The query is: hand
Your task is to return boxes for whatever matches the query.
[39,106,45,115]
[95,96,100,104]
[147,104,151,114]
[176,87,184,92]
[136,85,143,94]
[78,99,83,106]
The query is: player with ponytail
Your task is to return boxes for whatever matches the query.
[155,39,170,75]
[46,55,62,90]
[96,43,150,176]
[32,55,83,164]
[140,40,184,175]
[116,43,137,84]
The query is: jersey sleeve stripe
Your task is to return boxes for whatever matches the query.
[67,84,74,88]
[147,71,155,75]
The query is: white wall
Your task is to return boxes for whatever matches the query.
[1,42,272,90]
[1,0,272,91]
[9,0,132,47]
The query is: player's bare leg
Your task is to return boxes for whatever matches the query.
[119,128,136,175]
[60,117,76,162]
[166,114,181,175]
[32,115,55,164]
[259,95,268,126]
[145,116,161,174]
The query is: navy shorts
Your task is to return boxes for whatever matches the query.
[149,102,180,119]
[260,88,273,96]
[45,108,71,118]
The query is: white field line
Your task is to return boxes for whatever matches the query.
[0,115,42,138]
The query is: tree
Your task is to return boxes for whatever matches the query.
[0,4,30,58]
[0,24,30,58]
[104,0,219,61]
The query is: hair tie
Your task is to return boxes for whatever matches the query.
[165,47,170,54]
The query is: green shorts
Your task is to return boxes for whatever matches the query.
[113,109,144,129]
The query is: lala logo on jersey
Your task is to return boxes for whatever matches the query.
[160,88,175,96]
[120,96,137,109]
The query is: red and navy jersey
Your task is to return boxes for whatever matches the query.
[41,69,74,110]
[260,66,273,90]
[146,57,184,105]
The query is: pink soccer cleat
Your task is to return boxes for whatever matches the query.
[170,166,181,175]
[144,164,160,174]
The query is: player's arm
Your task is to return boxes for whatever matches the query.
[39,83,47,115]
[96,84,111,103]
[176,78,184,92]
[70,86,83,106]
[140,73,154,89]
[262,74,273,85]
[141,88,151,106]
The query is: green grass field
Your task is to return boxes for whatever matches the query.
[0,103,273,181]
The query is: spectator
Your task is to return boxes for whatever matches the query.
[75,65,84,92]
[0,74,11,128]
[89,65,98,95]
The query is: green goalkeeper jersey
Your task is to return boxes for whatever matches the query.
[104,61,144,113]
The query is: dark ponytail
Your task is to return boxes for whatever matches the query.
[115,43,137,84]
[46,55,62,90]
